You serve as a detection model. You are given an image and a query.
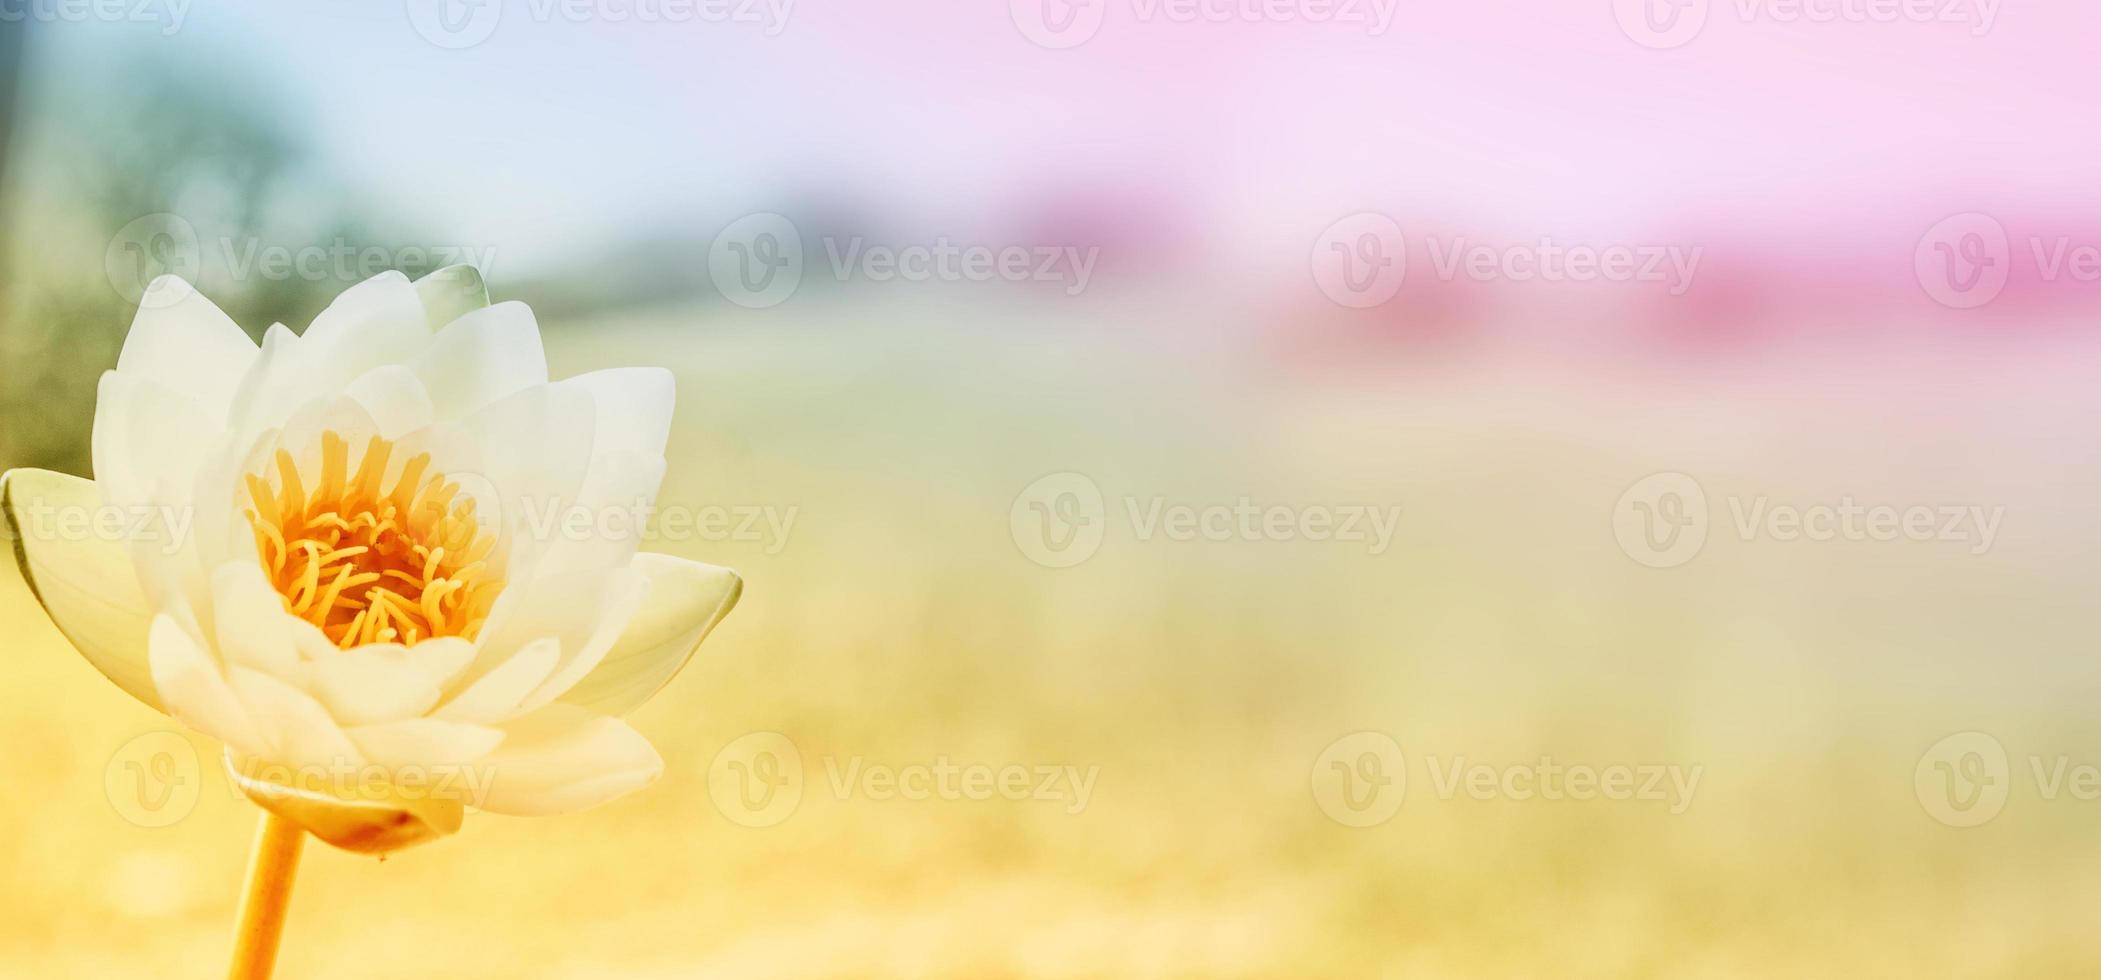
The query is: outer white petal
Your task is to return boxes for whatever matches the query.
[225,750,464,855]
[345,718,505,768]
[470,705,663,816]
[117,276,258,423]
[468,566,648,712]
[560,554,743,715]
[514,567,652,713]
[556,367,675,457]
[91,373,215,511]
[298,271,431,387]
[2,468,159,709]
[432,637,560,724]
[411,302,549,423]
[149,614,266,755]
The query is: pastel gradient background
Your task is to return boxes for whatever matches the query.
[4,1,2101,976]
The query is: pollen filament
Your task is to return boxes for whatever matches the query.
[246,432,501,648]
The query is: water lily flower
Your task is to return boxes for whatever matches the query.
[2,268,742,858]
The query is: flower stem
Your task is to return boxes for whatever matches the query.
[226,811,306,980]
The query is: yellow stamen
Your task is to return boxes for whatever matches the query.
[246,435,502,649]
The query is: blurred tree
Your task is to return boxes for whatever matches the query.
[0,45,369,475]
[0,19,21,189]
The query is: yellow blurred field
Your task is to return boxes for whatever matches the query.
[5,302,2101,977]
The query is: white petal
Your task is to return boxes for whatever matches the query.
[470,705,663,816]
[298,271,430,385]
[223,324,306,447]
[302,645,443,726]
[2,468,159,710]
[118,277,258,423]
[515,567,652,713]
[345,718,505,768]
[411,302,549,423]
[526,449,666,577]
[555,367,674,457]
[342,366,437,440]
[406,637,477,688]
[149,614,266,755]
[210,562,302,678]
[470,566,649,713]
[560,555,742,715]
[227,667,364,769]
[445,383,598,579]
[431,637,560,724]
[91,373,216,511]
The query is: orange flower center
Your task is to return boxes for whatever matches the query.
[245,432,502,648]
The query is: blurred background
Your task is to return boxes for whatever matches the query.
[6,2,2101,977]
